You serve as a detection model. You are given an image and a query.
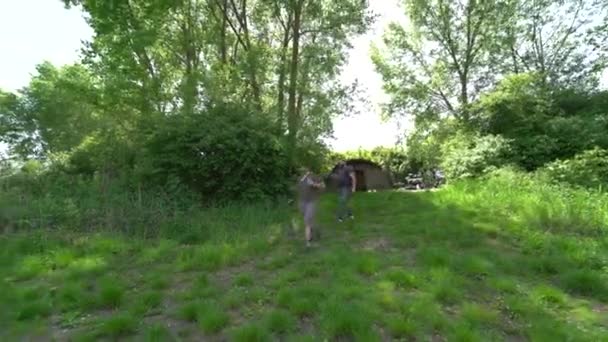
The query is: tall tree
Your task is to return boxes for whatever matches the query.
[501,0,608,89]
[372,0,509,124]
[62,0,372,167]
[0,62,100,158]
[373,0,607,127]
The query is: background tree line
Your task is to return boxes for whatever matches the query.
[1,0,607,235]
[1,0,372,203]
[372,0,608,188]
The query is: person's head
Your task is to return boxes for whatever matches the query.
[337,160,346,168]
[298,166,310,175]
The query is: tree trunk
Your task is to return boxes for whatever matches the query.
[276,13,292,134]
[182,0,198,115]
[286,0,303,163]
[296,35,314,126]
[459,73,469,122]
[220,0,228,64]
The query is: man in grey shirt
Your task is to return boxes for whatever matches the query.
[297,168,325,247]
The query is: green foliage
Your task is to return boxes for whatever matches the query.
[471,74,608,171]
[372,0,512,123]
[374,0,607,124]
[441,133,512,180]
[263,309,296,334]
[540,148,608,190]
[231,323,270,342]
[146,105,290,202]
[2,170,608,339]
[319,299,376,339]
[99,313,138,337]
[98,276,126,309]
[500,0,608,90]
[2,0,374,212]
[0,63,100,157]
[197,302,230,334]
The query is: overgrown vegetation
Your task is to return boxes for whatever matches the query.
[1,0,373,202]
[1,0,608,339]
[1,170,607,339]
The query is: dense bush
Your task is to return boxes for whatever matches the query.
[145,106,291,203]
[0,168,291,241]
[473,73,608,170]
[441,133,512,180]
[539,147,608,190]
[443,167,608,286]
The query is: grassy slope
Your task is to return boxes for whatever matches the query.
[1,172,607,341]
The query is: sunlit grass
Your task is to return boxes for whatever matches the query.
[1,170,607,339]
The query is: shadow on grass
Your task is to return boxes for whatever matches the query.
[306,189,607,340]
[0,187,606,340]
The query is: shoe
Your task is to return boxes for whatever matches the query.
[349,215,355,220]
[338,218,343,223]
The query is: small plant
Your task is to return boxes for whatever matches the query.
[56,282,87,312]
[16,300,52,321]
[198,302,229,334]
[460,303,499,328]
[417,247,450,268]
[319,299,376,340]
[531,285,567,307]
[133,291,163,315]
[264,309,296,334]
[178,302,199,322]
[98,313,138,337]
[98,277,126,308]
[560,270,608,301]
[354,253,379,276]
[147,273,170,290]
[277,284,326,317]
[384,314,417,338]
[143,323,173,342]
[385,267,418,289]
[234,273,254,287]
[231,323,270,342]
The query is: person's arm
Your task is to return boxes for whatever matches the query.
[305,174,325,189]
[350,170,356,192]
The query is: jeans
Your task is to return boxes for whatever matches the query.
[337,187,353,220]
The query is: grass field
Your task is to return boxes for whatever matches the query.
[1,170,607,341]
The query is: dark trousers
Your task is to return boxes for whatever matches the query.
[337,187,353,219]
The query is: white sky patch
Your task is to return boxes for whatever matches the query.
[0,0,93,91]
[327,0,410,152]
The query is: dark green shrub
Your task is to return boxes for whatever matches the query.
[441,133,511,180]
[146,105,290,203]
[540,147,608,190]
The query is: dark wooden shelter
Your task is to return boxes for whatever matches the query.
[327,159,392,191]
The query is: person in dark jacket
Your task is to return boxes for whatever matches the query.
[335,161,356,222]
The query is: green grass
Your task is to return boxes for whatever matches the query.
[98,313,138,337]
[234,273,254,287]
[197,302,229,334]
[143,323,173,341]
[97,276,126,308]
[132,290,163,315]
[231,322,271,342]
[1,169,608,340]
[263,309,297,334]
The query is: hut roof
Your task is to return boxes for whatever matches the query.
[330,158,383,173]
